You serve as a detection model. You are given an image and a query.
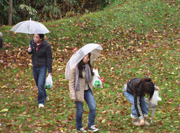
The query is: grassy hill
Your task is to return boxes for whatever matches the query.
[0,0,180,132]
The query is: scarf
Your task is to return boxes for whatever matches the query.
[36,41,43,51]
[75,63,92,91]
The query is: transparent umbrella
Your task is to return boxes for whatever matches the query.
[65,43,103,80]
[10,18,50,34]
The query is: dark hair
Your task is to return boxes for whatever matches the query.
[78,53,94,78]
[134,77,155,100]
[38,34,44,39]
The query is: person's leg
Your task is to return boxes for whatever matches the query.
[84,89,96,128]
[75,101,84,130]
[123,86,140,126]
[141,96,149,116]
[33,66,38,86]
[37,66,47,104]
[123,86,138,117]
[141,96,150,125]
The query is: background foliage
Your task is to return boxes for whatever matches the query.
[0,0,115,25]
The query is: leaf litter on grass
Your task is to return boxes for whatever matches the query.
[0,0,180,132]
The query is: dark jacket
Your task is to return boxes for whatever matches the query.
[27,39,52,73]
[126,78,155,119]
[127,78,141,94]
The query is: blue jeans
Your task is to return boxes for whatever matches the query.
[33,66,47,104]
[75,89,96,130]
[123,85,149,118]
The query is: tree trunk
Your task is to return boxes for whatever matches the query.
[8,0,13,25]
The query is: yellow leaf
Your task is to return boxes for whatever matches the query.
[1,85,7,88]
[102,119,106,123]
[101,111,106,114]
[28,63,32,66]
[153,29,158,32]
[0,108,9,113]
[29,97,32,100]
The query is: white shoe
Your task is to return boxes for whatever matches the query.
[77,127,87,132]
[88,125,99,132]
[45,96,49,101]
[38,104,44,108]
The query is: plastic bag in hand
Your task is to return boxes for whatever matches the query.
[45,74,53,89]
[92,69,103,88]
[148,91,161,108]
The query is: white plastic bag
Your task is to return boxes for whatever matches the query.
[92,69,103,88]
[149,90,162,123]
[45,74,53,89]
[148,90,161,108]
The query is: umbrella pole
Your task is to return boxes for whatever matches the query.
[26,34,33,48]
[26,34,30,48]
[150,108,156,123]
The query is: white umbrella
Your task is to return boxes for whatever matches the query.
[65,43,103,80]
[10,18,50,34]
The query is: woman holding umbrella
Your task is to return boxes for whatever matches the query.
[65,43,102,132]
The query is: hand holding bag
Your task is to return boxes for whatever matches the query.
[92,69,104,88]
[45,74,53,89]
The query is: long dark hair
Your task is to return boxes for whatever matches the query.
[134,77,155,100]
[78,53,94,78]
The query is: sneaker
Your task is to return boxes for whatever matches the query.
[38,104,44,108]
[77,127,86,132]
[88,125,99,132]
[45,96,49,102]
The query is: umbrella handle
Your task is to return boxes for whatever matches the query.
[98,77,105,82]
[150,108,156,123]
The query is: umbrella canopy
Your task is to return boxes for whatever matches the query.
[10,18,50,34]
[65,43,103,80]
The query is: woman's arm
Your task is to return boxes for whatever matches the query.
[134,96,144,120]
[46,45,52,73]
[154,85,159,91]
[27,40,33,54]
[69,68,76,100]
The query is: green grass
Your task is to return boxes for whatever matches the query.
[0,0,180,132]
